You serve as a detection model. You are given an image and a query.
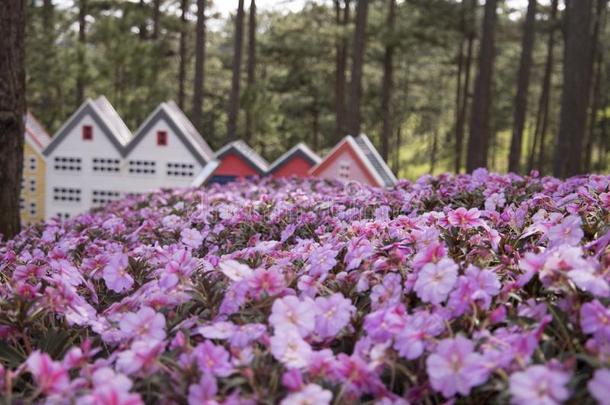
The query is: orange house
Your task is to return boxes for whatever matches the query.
[210,140,268,184]
[309,134,397,188]
[267,143,320,178]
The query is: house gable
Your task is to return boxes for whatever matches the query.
[43,100,129,157]
[309,136,385,187]
[268,143,320,177]
[125,103,213,167]
[215,141,268,176]
[214,152,261,177]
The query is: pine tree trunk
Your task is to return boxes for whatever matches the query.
[454,0,476,173]
[466,0,497,173]
[152,0,161,40]
[583,0,606,172]
[380,0,396,162]
[0,0,26,239]
[244,0,256,142]
[139,0,147,39]
[508,0,537,173]
[191,0,206,131]
[346,0,369,136]
[554,0,594,177]
[75,0,87,107]
[178,0,188,110]
[227,0,245,141]
[529,0,558,172]
[334,0,350,141]
[41,0,54,128]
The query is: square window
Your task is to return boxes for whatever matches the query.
[82,125,93,140]
[157,131,168,146]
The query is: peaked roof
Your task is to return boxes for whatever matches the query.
[92,96,132,145]
[267,142,321,174]
[125,101,215,166]
[215,140,269,175]
[309,134,397,188]
[190,160,221,187]
[353,134,398,187]
[43,96,132,157]
[24,112,51,153]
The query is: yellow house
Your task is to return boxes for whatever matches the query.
[21,113,51,225]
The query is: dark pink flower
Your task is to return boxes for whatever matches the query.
[26,351,70,395]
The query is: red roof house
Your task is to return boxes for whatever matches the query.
[309,134,397,188]
[267,143,320,178]
[210,140,269,184]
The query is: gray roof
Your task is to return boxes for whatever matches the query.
[43,97,133,157]
[125,101,215,166]
[24,112,51,152]
[92,96,132,146]
[353,134,397,187]
[215,140,269,175]
[267,142,320,174]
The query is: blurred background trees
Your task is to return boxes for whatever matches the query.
[25,0,610,178]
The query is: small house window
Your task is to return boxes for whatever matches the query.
[339,160,350,180]
[82,125,93,140]
[157,131,168,146]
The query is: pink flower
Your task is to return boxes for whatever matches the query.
[414,258,458,305]
[447,207,482,229]
[269,295,316,336]
[547,215,583,246]
[193,340,233,377]
[26,351,70,395]
[159,249,197,289]
[344,237,374,271]
[580,300,610,338]
[306,245,338,277]
[198,321,237,340]
[282,368,304,391]
[426,336,488,397]
[588,368,610,405]
[181,228,204,249]
[102,253,133,293]
[394,311,443,360]
[77,367,143,405]
[447,265,500,316]
[270,328,312,368]
[188,374,218,405]
[411,241,446,271]
[314,293,355,339]
[79,389,143,405]
[116,340,165,375]
[509,365,570,405]
[218,259,253,281]
[249,267,285,298]
[119,307,166,341]
[280,384,332,405]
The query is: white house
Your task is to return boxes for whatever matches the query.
[43,98,218,220]
[43,96,133,220]
[124,101,218,192]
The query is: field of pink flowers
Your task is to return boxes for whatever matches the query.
[1,170,610,404]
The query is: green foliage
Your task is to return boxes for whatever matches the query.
[25,0,610,177]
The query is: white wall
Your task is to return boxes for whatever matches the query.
[125,117,203,193]
[45,113,127,220]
